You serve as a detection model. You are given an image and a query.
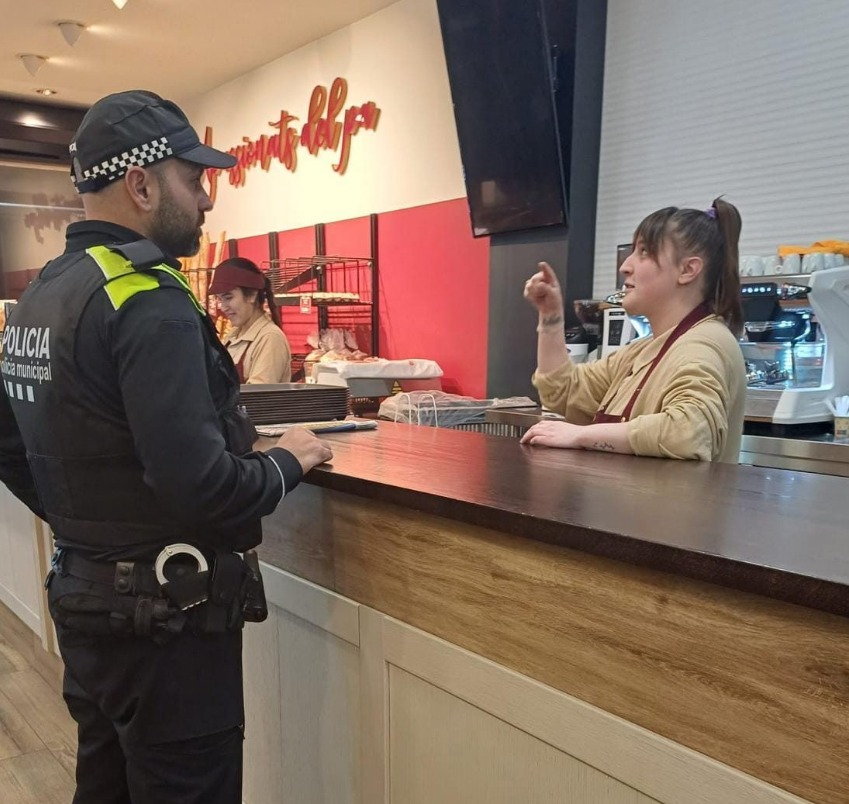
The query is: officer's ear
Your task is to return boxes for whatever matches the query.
[124,166,157,213]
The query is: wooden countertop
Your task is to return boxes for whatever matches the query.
[278,421,849,618]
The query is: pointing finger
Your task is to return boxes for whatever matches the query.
[539,262,559,286]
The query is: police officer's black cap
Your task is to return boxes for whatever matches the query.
[70,90,237,194]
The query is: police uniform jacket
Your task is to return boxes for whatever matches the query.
[0,221,302,560]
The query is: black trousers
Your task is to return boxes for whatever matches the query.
[48,574,245,804]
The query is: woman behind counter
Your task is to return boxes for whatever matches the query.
[522,197,746,462]
[209,257,292,384]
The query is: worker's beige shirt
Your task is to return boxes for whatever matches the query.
[224,314,291,384]
[533,316,746,462]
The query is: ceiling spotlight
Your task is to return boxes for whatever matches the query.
[58,21,86,47]
[36,88,58,96]
[19,54,47,77]
[112,0,129,8]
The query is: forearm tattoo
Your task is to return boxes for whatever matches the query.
[592,441,616,452]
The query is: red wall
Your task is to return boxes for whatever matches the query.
[275,226,318,358]
[231,197,490,397]
[231,233,268,265]
[3,198,491,397]
[377,199,489,397]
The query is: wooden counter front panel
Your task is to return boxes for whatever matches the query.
[262,486,849,804]
[259,484,335,589]
[389,665,658,804]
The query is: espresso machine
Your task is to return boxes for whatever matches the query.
[741,266,849,427]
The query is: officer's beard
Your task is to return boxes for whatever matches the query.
[150,177,202,259]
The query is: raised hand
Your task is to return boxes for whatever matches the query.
[523,261,564,318]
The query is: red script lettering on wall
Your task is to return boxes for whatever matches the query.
[204,77,381,203]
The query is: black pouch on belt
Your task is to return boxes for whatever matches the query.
[191,552,247,634]
[51,592,135,637]
[159,566,211,611]
[241,550,268,622]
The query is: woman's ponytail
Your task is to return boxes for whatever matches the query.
[262,274,282,328]
[710,197,743,337]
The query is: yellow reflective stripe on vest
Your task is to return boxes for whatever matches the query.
[104,272,161,310]
[87,245,136,281]
[148,264,206,315]
[87,246,160,310]
[86,245,205,314]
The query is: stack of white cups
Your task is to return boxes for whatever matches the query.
[740,253,846,276]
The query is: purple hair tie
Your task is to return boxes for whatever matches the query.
[704,207,717,219]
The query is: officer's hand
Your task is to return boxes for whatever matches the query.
[276,427,333,474]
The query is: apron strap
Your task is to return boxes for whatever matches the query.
[593,302,713,424]
[234,347,248,384]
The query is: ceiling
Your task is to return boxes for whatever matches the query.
[0,0,399,108]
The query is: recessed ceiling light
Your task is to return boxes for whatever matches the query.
[58,21,87,47]
[19,54,47,77]
[36,89,58,96]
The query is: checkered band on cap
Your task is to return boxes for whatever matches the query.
[71,136,174,190]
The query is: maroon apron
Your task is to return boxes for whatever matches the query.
[234,349,248,384]
[592,303,712,424]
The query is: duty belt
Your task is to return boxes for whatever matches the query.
[50,544,268,639]
[56,543,211,610]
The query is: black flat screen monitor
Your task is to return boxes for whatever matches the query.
[437,0,567,238]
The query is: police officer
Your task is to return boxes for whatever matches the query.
[0,90,332,804]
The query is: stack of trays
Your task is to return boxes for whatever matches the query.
[239,383,351,425]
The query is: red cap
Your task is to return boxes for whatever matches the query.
[209,258,267,294]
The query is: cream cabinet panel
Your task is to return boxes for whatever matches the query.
[0,486,41,633]
[277,607,361,804]
[243,609,285,803]
[389,664,656,804]
[242,566,362,804]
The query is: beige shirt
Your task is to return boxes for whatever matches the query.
[224,314,291,385]
[533,316,746,463]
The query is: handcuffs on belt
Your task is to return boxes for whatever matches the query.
[154,543,268,622]
[155,543,210,610]
[154,543,210,610]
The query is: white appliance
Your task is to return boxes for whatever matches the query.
[600,307,636,358]
[743,266,849,425]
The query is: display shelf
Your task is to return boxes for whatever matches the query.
[275,295,366,307]
[263,215,380,360]
[267,256,373,304]
[739,273,811,285]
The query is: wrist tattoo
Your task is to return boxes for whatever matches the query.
[592,441,616,452]
[537,313,564,332]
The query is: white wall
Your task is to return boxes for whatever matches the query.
[594,0,849,298]
[183,0,849,303]
[183,0,465,239]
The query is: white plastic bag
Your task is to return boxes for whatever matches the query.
[378,391,534,428]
